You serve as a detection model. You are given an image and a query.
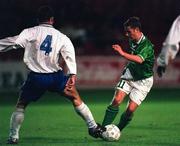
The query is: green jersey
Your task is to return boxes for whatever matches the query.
[125,35,155,81]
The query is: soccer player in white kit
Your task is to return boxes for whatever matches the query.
[157,15,180,77]
[0,6,105,144]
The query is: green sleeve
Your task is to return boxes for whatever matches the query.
[137,45,152,61]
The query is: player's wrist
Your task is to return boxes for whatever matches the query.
[69,74,77,80]
[69,74,76,77]
[120,51,126,57]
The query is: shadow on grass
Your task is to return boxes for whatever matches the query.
[1,136,106,146]
[17,136,112,146]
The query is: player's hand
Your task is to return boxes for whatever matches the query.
[112,44,125,56]
[157,66,166,77]
[64,75,80,98]
[66,74,76,89]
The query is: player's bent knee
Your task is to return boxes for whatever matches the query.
[64,86,80,98]
[63,86,83,106]
[111,97,121,107]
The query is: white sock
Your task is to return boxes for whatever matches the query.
[75,102,97,129]
[9,108,24,139]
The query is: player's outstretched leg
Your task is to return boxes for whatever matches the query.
[75,102,106,138]
[7,97,30,145]
[7,108,24,144]
[63,86,106,138]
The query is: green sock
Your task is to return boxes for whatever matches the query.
[118,112,133,131]
[102,105,119,126]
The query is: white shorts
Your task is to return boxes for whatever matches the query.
[116,76,153,105]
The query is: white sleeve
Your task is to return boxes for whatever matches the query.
[15,28,35,48]
[61,37,77,75]
[0,35,19,52]
[157,16,180,66]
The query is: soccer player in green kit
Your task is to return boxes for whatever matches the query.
[102,17,155,131]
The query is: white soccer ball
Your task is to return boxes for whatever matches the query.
[102,124,121,141]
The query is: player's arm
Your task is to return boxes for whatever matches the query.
[157,44,179,66]
[61,37,77,75]
[0,44,23,52]
[156,45,170,77]
[66,74,77,87]
[112,44,143,63]
[0,36,21,52]
[156,44,179,77]
[61,37,77,89]
[0,29,33,53]
[157,16,180,77]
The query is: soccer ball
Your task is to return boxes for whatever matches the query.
[102,124,121,141]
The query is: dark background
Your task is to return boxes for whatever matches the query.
[0,0,179,59]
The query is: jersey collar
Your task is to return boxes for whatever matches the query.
[39,23,53,28]
[131,34,145,50]
[136,33,145,44]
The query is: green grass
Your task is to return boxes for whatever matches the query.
[0,88,180,146]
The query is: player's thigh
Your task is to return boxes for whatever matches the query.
[126,100,139,113]
[63,85,82,100]
[50,71,69,93]
[131,76,153,92]
[129,88,148,106]
[50,72,82,102]
[110,89,127,106]
[115,79,132,95]
[19,72,47,104]
[111,79,132,105]
[129,77,153,105]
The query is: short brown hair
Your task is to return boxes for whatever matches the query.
[123,17,141,30]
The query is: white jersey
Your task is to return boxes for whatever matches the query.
[0,24,77,74]
[157,15,180,66]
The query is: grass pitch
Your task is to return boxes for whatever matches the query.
[0,88,180,146]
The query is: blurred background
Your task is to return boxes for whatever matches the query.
[0,0,179,91]
[0,2,180,145]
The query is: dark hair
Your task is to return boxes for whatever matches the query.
[37,6,54,23]
[123,17,141,30]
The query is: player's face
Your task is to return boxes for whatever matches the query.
[124,26,138,41]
